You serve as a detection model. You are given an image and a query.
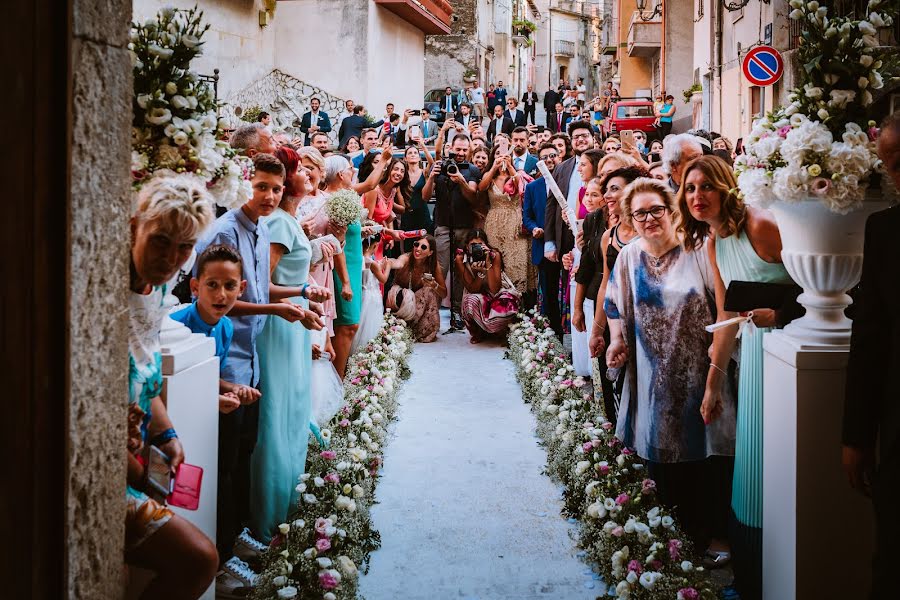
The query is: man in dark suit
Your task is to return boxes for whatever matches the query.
[338,105,383,149]
[454,103,477,130]
[510,126,538,175]
[523,143,561,318]
[543,120,594,334]
[494,81,508,108]
[548,102,569,134]
[543,87,561,127]
[504,97,527,127]
[487,103,514,144]
[522,85,539,125]
[300,97,332,146]
[843,111,900,598]
[439,86,459,119]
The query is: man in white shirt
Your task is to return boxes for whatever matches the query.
[468,82,486,120]
[576,78,587,108]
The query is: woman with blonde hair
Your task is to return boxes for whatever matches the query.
[126,175,219,599]
[678,155,794,597]
[605,177,736,552]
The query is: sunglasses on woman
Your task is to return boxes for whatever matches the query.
[415,242,430,251]
[631,205,668,222]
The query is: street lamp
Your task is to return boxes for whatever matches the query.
[635,0,662,21]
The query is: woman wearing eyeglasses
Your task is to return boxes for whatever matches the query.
[604,177,736,550]
[383,235,447,342]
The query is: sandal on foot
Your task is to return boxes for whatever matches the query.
[702,549,731,569]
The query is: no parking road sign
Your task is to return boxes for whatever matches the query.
[742,45,784,87]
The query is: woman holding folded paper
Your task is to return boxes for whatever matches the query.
[678,155,793,600]
[604,177,736,553]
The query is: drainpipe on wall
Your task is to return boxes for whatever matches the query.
[715,0,723,133]
[660,0,666,94]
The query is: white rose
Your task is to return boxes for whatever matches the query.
[789,0,802,7]
[352,484,365,498]
[638,572,660,590]
[165,82,178,95]
[859,20,877,35]
[278,523,290,535]
[136,94,151,109]
[575,460,591,475]
[828,89,856,109]
[870,71,884,90]
[661,515,674,529]
[869,12,885,27]
[817,108,830,120]
[626,570,638,584]
[172,131,189,146]
[302,493,318,504]
[314,477,325,487]
[681,560,694,572]
[145,107,172,125]
[300,473,311,481]
[336,555,358,578]
[316,557,333,569]
[276,586,297,599]
[789,8,803,19]
[861,90,874,106]
[616,581,631,598]
[324,594,336,600]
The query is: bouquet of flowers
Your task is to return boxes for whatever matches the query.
[735,0,898,213]
[325,190,366,228]
[130,6,252,209]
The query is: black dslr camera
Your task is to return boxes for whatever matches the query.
[468,243,487,263]
[441,158,470,177]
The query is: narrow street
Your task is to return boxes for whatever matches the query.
[359,313,601,600]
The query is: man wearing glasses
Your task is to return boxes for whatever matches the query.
[504,97,527,127]
[523,143,563,324]
[543,120,595,334]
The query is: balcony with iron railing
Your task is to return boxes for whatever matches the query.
[554,39,576,57]
[627,9,660,57]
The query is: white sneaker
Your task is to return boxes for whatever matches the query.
[216,557,257,599]
[232,527,267,562]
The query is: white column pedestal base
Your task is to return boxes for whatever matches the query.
[763,331,874,599]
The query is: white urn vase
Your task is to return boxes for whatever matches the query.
[770,194,888,349]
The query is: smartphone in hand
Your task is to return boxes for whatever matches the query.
[621,130,635,149]
[145,445,172,502]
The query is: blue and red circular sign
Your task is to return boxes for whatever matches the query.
[742,45,784,87]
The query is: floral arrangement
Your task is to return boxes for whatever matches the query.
[252,315,412,600]
[130,6,253,209]
[507,311,717,600]
[734,0,898,213]
[325,189,366,228]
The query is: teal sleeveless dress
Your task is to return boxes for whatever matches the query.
[251,208,313,542]
[715,231,792,528]
[334,220,362,325]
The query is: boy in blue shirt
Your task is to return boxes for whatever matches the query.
[171,244,258,414]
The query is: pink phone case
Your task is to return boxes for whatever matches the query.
[168,463,203,511]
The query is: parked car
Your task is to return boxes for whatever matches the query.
[424,87,463,124]
[602,99,657,139]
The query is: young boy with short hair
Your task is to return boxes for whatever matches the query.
[194,153,321,591]
[170,244,256,414]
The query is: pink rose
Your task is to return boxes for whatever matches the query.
[811,177,832,196]
[583,442,594,453]
[592,439,602,448]
[340,419,351,428]
[641,478,657,495]
[607,439,619,448]
[678,588,699,600]
[359,369,370,376]
[627,559,643,574]
[583,422,594,429]
[351,377,361,385]
[597,464,610,475]
[320,450,337,460]
[615,493,629,505]
[777,125,791,138]
[602,422,613,430]
[622,448,633,455]
[324,472,340,484]
[611,526,625,537]
[318,571,339,590]
[314,517,330,535]
[668,539,683,560]
[315,537,332,552]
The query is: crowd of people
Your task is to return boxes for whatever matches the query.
[123,79,900,599]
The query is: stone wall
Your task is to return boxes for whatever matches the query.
[425,0,479,91]
[223,69,350,144]
[70,0,133,597]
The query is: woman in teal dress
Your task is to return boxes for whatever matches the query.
[333,218,362,378]
[250,152,321,543]
[678,155,793,600]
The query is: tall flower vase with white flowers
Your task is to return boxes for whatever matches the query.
[735,0,899,347]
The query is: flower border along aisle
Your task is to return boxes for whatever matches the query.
[252,315,412,600]
[508,311,716,600]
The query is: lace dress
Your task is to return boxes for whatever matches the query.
[484,183,529,293]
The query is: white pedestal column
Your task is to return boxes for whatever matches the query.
[763,331,875,599]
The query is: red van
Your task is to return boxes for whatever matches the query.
[602,99,657,139]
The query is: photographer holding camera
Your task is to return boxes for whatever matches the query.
[455,229,520,343]
[422,134,481,330]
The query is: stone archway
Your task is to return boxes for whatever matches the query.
[3,0,134,597]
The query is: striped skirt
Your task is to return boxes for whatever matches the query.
[461,291,519,335]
